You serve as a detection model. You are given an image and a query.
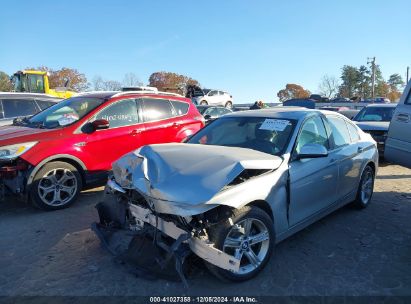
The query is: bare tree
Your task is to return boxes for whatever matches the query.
[103,80,122,91]
[92,76,105,91]
[318,75,340,98]
[123,72,143,87]
[92,76,121,91]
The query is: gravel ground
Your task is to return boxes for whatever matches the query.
[0,164,410,297]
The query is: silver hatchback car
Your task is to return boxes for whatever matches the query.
[94,108,378,282]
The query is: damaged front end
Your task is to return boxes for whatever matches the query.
[93,179,241,286]
[93,143,282,284]
[0,158,31,201]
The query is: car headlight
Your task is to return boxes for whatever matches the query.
[0,142,38,160]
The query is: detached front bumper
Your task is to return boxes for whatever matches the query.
[92,181,240,283]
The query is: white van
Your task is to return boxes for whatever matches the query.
[385,80,411,168]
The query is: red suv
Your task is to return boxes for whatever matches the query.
[0,91,204,210]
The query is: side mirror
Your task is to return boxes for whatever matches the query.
[204,114,216,120]
[297,143,328,159]
[92,119,109,130]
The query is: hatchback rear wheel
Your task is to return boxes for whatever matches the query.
[30,161,82,210]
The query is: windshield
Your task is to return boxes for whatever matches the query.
[354,106,395,122]
[188,116,296,156]
[22,97,105,129]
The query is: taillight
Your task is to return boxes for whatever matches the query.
[194,115,205,126]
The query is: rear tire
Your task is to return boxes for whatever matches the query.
[30,161,82,211]
[205,206,275,282]
[200,100,208,105]
[225,101,233,109]
[352,164,375,209]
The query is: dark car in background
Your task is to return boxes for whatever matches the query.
[0,93,61,126]
[196,105,232,123]
[353,103,397,154]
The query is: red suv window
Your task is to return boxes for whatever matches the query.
[142,98,174,121]
[95,99,140,128]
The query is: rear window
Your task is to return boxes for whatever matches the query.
[171,100,189,116]
[142,98,173,122]
[2,99,38,118]
[327,116,352,148]
[346,121,360,142]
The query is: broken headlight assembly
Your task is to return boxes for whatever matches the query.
[0,142,38,161]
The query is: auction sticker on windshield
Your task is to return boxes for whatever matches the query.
[259,119,290,131]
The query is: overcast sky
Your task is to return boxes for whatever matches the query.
[1,0,410,103]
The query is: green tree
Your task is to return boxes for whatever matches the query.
[339,65,360,98]
[0,71,12,92]
[388,73,405,91]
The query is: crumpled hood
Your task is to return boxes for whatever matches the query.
[112,143,283,205]
[354,121,389,131]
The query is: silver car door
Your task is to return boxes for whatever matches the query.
[288,115,339,226]
[326,115,361,199]
[385,81,411,168]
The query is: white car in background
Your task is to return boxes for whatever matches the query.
[192,89,233,108]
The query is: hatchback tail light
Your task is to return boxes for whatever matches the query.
[194,114,205,126]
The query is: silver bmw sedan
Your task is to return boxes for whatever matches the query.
[94,107,378,283]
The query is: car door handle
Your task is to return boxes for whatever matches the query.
[396,113,410,123]
[130,129,142,136]
[358,147,363,153]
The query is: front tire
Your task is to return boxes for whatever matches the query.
[206,206,275,282]
[200,100,208,105]
[30,161,82,210]
[352,164,375,209]
[225,101,233,109]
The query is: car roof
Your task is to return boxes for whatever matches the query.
[0,92,61,100]
[196,105,226,108]
[77,90,185,99]
[75,91,119,99]
[224,107,335,120]
[365,103,397,108]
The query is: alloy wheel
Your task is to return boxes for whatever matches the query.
[37,168,78,207]
[222,218,270,275]
[360,167,374,204]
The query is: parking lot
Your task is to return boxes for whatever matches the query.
[0,163,410,297]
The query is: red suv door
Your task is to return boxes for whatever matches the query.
[140,97,185,145]
[81,98,144,171]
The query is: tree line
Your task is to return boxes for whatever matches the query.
[277,64,406,102]
[0,67,200,96]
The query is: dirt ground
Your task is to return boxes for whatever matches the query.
[0,164,410,297]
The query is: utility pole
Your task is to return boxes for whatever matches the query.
[367,57,376,99]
